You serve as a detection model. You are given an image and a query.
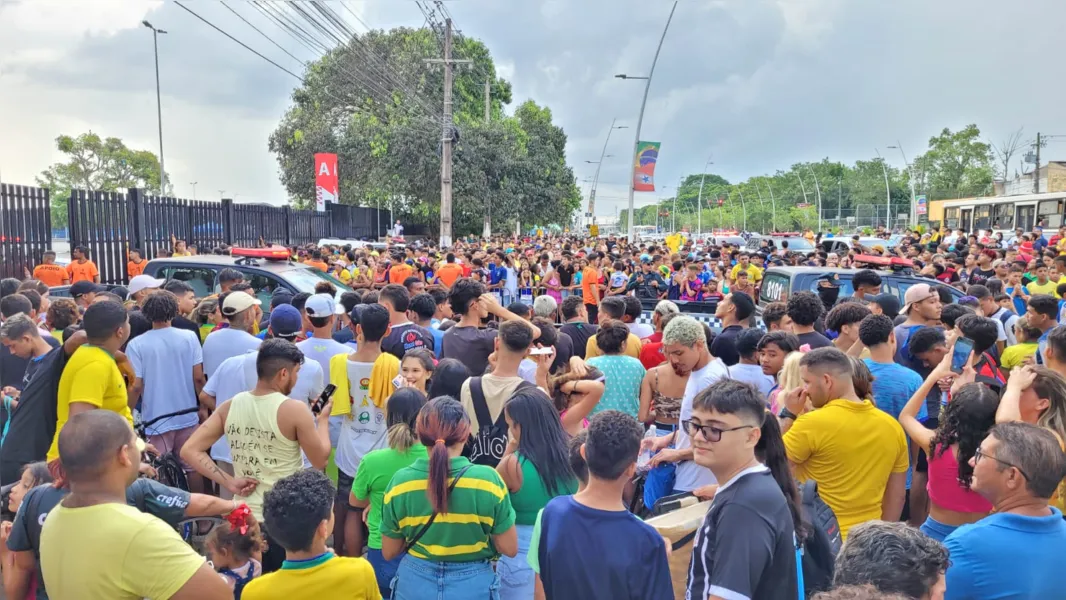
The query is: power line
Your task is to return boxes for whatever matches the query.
[174,1,303,80]
[220,0,307,67]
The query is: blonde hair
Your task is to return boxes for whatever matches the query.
[777,352,803,394]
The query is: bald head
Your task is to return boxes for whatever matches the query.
[58,411,137,483]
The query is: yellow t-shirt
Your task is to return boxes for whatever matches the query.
[585,333,642,359]
[783,399,909,540]
[40,502,206,599]
[47,345,132,461]
[1027,279,1060,297]
[1001,342,1038,370]
[242,553,381,600]
[730,263,763,283]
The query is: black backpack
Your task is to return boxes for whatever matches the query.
[463,377,535,467]
[799,480,841,597]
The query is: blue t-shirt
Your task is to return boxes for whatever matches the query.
[944,508,1066,600]
[1006,285,1029,316]
[863,359,926,488]
[587,355,645,418]
[429,326,445,359]
[893,324,942,420]
[534,496,673,600]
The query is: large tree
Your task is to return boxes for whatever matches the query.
[911,124,994,200]
[269,27,579,235]
[36,132,165,227]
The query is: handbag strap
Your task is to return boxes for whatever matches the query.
[403,464,474,553]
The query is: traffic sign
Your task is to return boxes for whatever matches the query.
[916,195,927,215]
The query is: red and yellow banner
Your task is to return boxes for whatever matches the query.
[633,141,660,192]
[314,153,339,211]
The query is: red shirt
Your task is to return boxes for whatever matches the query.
[639,341,665,370]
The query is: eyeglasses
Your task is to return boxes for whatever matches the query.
[681,420,754,442]
[974,447,1031,481]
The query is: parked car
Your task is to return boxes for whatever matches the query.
[756,266,965,315]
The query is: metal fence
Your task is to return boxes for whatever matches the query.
[0,184,52,280]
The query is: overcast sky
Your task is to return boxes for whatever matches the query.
[2,0,1064,220]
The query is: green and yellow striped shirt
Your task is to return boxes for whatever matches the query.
[380,456,515,562]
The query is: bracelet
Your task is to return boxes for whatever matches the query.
[778,407,798,420]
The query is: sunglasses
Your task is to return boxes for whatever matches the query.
[681,420,754,443]
[974,446,1031,481]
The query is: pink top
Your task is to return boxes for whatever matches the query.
[927,443,993,514]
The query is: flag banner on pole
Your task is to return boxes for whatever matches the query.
[314,153,339,211]
[633,141,660,192]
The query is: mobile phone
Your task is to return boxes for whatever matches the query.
[530,347,553,355]
[951,337,975,374]
[311,384,337,416]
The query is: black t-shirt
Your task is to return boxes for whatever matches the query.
[173,316,201,342]
[381,322,435,359]
[796,330,833,350]
[557,265,575,287]
[560,322,598,360]
[551,332,575,374]
[0,335,59,391]
[687,467,798,600]
[441,325,497,375]
[969,267,996,287]
[709,325,743,367]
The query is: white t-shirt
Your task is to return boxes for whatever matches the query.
[203,328,262,378]
[673,357,729,492]
[628,322,655,340]
[991,307,1019,347]
[504,267,518,297]
[203,350,324,463]
[127,326,203,436]
[518,359,538,384]
[297,336,351,381]
[727,363,776,401]
[334,360,387,477]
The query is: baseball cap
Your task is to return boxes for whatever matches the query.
[640,254,653,264]
[901,283,937,314]
[127,275,165,298]
[270,288,294,309]
[869,293,902,319]
[221,292,261,317]
[268,304,303,338]
[69,280,106,298]
[305,293,344,317]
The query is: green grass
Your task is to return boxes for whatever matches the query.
[326,449,338,485]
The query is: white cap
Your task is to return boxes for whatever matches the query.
[222,292,262,317]
[305,293,344,317]
[127,275,165,298]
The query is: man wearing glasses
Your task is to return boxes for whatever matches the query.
[944,422,1066,599]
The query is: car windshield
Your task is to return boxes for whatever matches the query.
[781,238,814,251]
[282,266,353,294]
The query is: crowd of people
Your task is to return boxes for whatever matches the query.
[0,223,1066,600]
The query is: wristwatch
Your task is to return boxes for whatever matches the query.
[778,407,798,420]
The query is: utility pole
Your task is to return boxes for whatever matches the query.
[483,79,491,238]
[484,78,491,121]
[1035,132,1042,194]
[875,149,892,230]
[805,164,822,232]
[763,181,777,232]
[425,18,471,248]
[696,155,712,239]
[143,21,168,196]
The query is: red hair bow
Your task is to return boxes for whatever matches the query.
[226,504,252,535]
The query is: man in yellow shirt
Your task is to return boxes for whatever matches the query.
[778,347,909,540]
[47,300,133,463]
[729,253,763,284]
[40,410,227,599]
[585,296,641,359]
[242,469,380,599]
[1027,264,1060,297]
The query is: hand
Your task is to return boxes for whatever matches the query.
[641,432,673,454]
[316,399,334,424]
[782,386,809,417]
[692,484,719,501]
[488,352,499,371]
[568,356,589,378]
[648,448,683,468]
[950,363,977,395]
[651,280,659,287]
[226,477,259,497]
[139,462,158,478]
[0,521,11,543]
[936,375,955,393]
[143,442,160,457]
[930,343,962,381]
[637,276,644,283]
[531,346,556,373]
[479,292,501,313]
[1008,365,1038,392]
[362,502,371,526]
[1,386,19,401]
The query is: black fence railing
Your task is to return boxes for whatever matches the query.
[0,184,52,280]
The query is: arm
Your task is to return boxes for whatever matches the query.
[167,563,233,600]
[128,377,144,409]
[998,365,1037,423]
[5,551,36,600]
[286,399,333,469]
[345,491,370,558]
[900,366,951,454]
[492,526,519,558]
[482,293,541,339]
[638,371,655,424]
[184,493,239,518]
[192,363,206,397]
[560,380,604,433]
[881,472,907,521]
[180,403,256,497]
[198,390,217,411]
[381,534,405,561]
[496,453,523,493]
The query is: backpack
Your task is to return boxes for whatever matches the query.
[464,377,535,467]
[799,481,841,597]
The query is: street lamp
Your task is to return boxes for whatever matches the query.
[588,120,627,228]
[190,181,198,200]
[874,149,892,230]
[143,20,167,196]
[805,164,823,233]
[695,155,713,238]
[620,1,678,242]
[887,143,917,225]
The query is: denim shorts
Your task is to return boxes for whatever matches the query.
[366,548,402,599]
[391,555,500,600]
[496,524,534,600]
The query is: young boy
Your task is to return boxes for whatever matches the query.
[529,411,672,600]
[1001,317,1040,371]
[242,470,380,599]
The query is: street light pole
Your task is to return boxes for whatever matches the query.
[190,181,198,200]
[887,142,917,226]
[588,119,627,228]
[696,155,712,239]
[621,0,678,242]
[875,148,892,230]
[737,189,747,231]
[762,181,777,232]
[143,21,167,196]
[805,164,823,233]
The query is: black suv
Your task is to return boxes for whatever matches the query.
[757,266,965,313]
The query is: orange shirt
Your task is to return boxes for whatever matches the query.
[67,260,99,284]
[437,262,464,287]
[305,260,329,272]
[33,263,68,287]
[389,263,415,285]
[127,260,146,278]
[581,266,600,305]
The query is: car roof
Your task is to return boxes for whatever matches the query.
[764,267,860,276]
[145,255,307,273]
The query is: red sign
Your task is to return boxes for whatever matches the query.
[314,153,339,211]
[717,197,724,206]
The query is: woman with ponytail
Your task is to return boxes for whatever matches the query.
[685,379,800,600]
[496,388,578,600]
[380,396,518,600]
[347,388,428,597]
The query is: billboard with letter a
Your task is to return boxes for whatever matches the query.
[314,153,339,211]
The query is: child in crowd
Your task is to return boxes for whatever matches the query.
[1000,317,1040,371]
[206,505,266,599]
[399,348,435,394]
[680,264,703,301]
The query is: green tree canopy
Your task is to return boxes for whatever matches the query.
[36,132,166,228]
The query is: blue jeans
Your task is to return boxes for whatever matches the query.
[643,424,678,509]
[366,548,402,599]
[919,516,958,542]
[497,524,534,600]
[391,555,500,600]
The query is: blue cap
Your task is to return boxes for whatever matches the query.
[269,304,303,338]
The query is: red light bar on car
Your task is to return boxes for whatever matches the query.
[231,245,290,261]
